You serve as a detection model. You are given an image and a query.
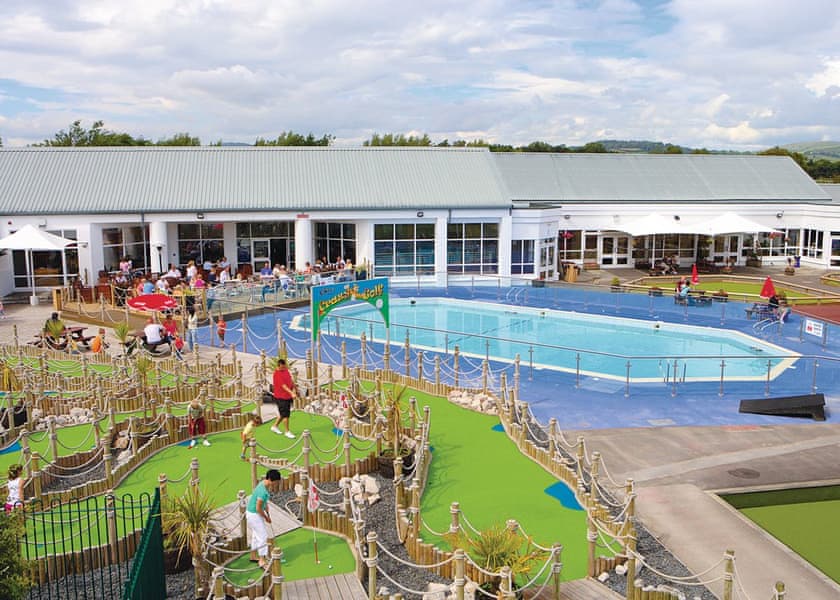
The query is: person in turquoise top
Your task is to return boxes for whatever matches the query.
[247,469,282,567]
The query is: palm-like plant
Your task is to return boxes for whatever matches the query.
[0,360,20,392]
[161,484,220,598]
[112,322,135,355]
[445,523,547,594]
[380,385,409,458]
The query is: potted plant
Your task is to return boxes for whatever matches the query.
[648,286,663,297]
[162,484,221,599]
[784,257,795,276]
[532,276,546,288]
[376,385,415,478]
[112,322,138,356]
[445,523,547,597]
[712,289,729,302]
[610,276,622,292]
[745,252,762,268]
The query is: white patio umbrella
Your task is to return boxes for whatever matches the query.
[618,214,689,265]
[0,224,76,305]
[687,212,779,235]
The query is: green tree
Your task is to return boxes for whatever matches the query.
[363,133,432,146]
[691,148,711,154]
[664,144,683,154]
[156,132,201,146]
[0,510,30,599]
[578,142,608,153]
[255,131,333,146]
[37,120,151,147]
[759,146,807,170]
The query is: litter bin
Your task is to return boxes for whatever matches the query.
[563,263,578,283]
[794,256,801,268]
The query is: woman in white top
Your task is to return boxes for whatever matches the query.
[186,307,199,350]
[5,463,27,512]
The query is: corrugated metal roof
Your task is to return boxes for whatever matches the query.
[0,146,510,215]
[495,153,831,203]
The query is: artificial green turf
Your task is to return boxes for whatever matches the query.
[407,389,589,582]
[224,527,355,586]
[740,501,840,583]
[116,415,371,500]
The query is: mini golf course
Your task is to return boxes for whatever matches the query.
[723,485,840,583]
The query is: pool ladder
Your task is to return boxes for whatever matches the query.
[662,359,687,384]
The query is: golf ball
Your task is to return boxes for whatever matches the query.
[328,564,333,569]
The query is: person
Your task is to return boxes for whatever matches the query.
[119,257,132,274]
[185,260,198,284]
[216,315,227,346]
[90,327,108,354]
[155,276,170,293]
[768,293,780,316]
[142,277,156,295]
[161,313,178,339]
[247,469,282,568]
[259,262,273,280]
[44,312,64,333]
[0,300,6,319]
[42,312,66,348]
[166,264,182,279]
[186,306,199,350]
[218,256,230,271]
[270,358,298,438]
[187,397,210,448]
[240,412,261,460]
[173,331,185,360]
[191,272,206,290]
[5,463,28,513]
[219,265,231,285]
[675,277,687,294]
[143,317,167,349]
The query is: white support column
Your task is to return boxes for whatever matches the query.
[435,215,448,287]
[295,216,313,270]
[498,213,512,279]
[149,220,168,274]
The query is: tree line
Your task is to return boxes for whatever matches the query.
[2,121,838,182]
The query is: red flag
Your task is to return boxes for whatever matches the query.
[308,480,320,512]
[691,264,699,285]
[760,276,776,298]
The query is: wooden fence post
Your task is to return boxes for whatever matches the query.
[238,490,248,550]
[271,546,284,600]
[454,548,465,600]
[552,543,563,599]
[249,438,258,490]
[773,581,785,599]
[190,457,200,489]
[723,549,734,600]
[625,524,637,600]
[48,416,58,461]
[103,430,114,488]
[453,345,460,388]
[106,492,119,564]
[417,350,424,382]
[499,566,513,599]
[360,331,367,371]
[31,452,43,505]
[212,566,225,599]
[367,531,377,600]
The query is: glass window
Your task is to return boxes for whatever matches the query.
[511,240,535,274]
[314,222,357,268]
[447,222,499,274]
[237,221,296,271]
[178,222,224,267]
[102,225,149,272]
[13,228,80,288]
[373,223,438,276]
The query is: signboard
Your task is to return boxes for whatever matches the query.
[311,277,389,342]
[804,319,824,338]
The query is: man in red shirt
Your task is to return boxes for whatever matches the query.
[271,359,298,438]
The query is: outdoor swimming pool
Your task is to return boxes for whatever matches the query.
[291,298,799,382]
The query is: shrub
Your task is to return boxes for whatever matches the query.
[0,510,31,600]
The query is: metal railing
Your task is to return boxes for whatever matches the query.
[121,488,164,600]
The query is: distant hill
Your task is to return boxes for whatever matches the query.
[594,140,744,155]
[783,141,840,162]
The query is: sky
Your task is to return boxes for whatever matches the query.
[0,0,838,150]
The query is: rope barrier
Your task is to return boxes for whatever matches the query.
[630,549,725,586]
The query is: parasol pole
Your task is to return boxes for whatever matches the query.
[26,249,36,304]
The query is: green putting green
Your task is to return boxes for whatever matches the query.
[116,415,372,500]
[224,527,356,587]
[406,389,589,582]
[724,486,840,583]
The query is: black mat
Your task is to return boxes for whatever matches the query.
[739,393,826,421]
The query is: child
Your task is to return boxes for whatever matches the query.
[240,413,261,460]
[188,398,210,448]
[216,315,227,347]
[173,332,185,361]
[5,463,27,513]
[90,328,108,354]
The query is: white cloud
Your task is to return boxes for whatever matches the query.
[0,1,838,149]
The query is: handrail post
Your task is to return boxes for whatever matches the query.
[271,547,284,600]
[723,549,734,600]
[366,531,378,600]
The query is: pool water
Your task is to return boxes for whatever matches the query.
[293,298,798,382]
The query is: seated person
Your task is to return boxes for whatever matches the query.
[675,282,691,303]
[165,264,182,280]
[142,278,156,295]
[90,328,109,354]
[675,277,687,294]
[142,318,170,350]
[259,262,274,281]
[42,312,67,348]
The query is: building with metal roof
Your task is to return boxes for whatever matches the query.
[0,146,838,296]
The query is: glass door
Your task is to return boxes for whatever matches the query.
[252,239,270,273]
[600,235,630,266]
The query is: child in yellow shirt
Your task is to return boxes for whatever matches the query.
[240,413,261,460]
